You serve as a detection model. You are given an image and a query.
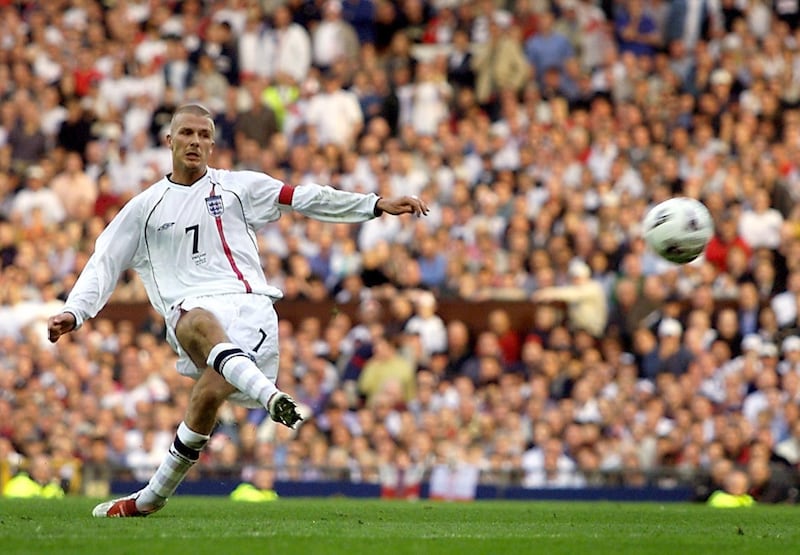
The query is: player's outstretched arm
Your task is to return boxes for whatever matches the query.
[277,183,430,223]
[375,196,429,217]
[47,312,77,343]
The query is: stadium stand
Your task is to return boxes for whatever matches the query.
[1,0,800,504]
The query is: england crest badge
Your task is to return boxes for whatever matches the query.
[205,195,224,217]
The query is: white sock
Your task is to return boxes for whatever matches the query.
[136,422,210,511]
[207,342,278,407]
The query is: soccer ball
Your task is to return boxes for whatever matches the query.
[642,197,714,264]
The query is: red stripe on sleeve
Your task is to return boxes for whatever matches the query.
[278,185,295,206]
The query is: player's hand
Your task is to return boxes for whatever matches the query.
[47,312,76,343]
[376,196,429,217]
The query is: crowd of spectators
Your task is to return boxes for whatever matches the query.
[3,0,800,503]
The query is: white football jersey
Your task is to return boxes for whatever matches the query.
[63,167,381,327]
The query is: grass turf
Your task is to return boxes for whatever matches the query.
[0,497,797,555]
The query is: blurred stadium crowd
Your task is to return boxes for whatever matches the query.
[3,0,800,504]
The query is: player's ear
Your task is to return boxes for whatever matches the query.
[166,134,173,147]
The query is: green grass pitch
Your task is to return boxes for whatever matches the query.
[0,497,797,555]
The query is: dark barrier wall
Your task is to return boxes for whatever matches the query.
[99,299,738,336]
[112,479,694,503]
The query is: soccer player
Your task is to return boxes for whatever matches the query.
[46,104,428,517]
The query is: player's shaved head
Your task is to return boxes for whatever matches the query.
[168,103,216,184]
[170,104,215,137]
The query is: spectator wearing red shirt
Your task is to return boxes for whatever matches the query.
[705,211,752,273]
[72,48,103,97]
[488,308,521,365]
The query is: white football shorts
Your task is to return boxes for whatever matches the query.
[165,293,280,407]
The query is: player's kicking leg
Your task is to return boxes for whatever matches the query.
[181,307,302,426]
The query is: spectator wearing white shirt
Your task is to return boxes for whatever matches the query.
[775,419,800,466]
[771,270,800,328]
[122,93,158,148]
[404,291,447,363]
[610,155,644,198]
[120,0,152,26]
[358,216,402,252]
[716,334,764,389]
[97,59,135,117]
[11,165,65,227]
[125,430,165,483]
[268,5,312,84]
[39,86,68,139]
[312,0,360,71]
[741,367,782,427]
[305,72,364,148]
[586,130,618,182]
[778,336,800,376]
[134,24,167,69]
[522,437,582,488]
[212,2,248,36]
[739,188,784,250]
[339,148,378,194]
[428,445,480,501]
[238,8,269,79]
[409,61,452,137]
[31,34,64,84]
[571,0,612,71]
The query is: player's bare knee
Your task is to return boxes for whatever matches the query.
[176,308,217,338]
[175,308,225,356]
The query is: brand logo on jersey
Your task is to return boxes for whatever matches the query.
[156,222,176,232]
[205,195,224,217]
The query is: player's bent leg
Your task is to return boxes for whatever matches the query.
[175,308,301,428]
[197,346,302,427]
